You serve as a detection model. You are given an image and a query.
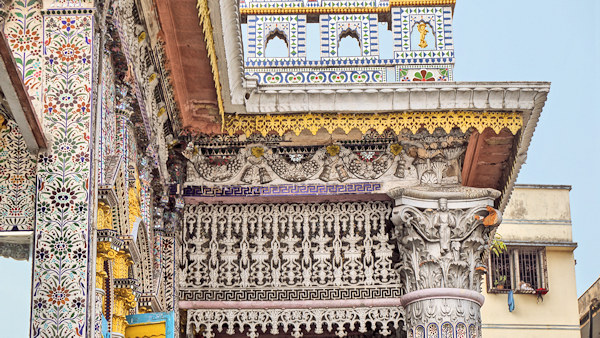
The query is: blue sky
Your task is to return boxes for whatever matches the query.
[2,0,599,336]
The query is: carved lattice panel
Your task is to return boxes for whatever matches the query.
[180,201,402,301]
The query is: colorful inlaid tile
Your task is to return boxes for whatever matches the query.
[30,12,94,337]
[3,0,43,114]
[0,116,36,231]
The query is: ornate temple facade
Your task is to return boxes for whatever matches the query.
[0,0,551,337]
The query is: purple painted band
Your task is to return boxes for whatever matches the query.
[400,288,485,307]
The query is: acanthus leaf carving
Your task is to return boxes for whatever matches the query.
[391,190,502,293]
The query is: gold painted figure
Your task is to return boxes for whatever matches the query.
[417,22,429,48]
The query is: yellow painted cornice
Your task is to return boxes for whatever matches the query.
[97,242,118,260]
[196,0,225,130]
[225,111,522,136]
[240,0,455,15]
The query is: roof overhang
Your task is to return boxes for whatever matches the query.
[0,31,46,151]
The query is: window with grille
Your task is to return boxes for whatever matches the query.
[487,246,547,293]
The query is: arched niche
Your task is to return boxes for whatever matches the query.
[338,28,362,57]
[264,29,289,58]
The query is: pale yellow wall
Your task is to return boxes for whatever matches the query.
[501,186,572,242]
[481,186,579,337]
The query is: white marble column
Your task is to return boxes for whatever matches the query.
[389,186,502,338]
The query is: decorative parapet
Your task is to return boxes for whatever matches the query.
[240,0,456,13]
[241,1,454,84]
[225,111,522,137]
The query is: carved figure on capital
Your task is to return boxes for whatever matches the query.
[390,188,502,293]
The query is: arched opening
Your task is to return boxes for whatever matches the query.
[411,21,435,50]
[264,29,289,58]
[338,29,362,57]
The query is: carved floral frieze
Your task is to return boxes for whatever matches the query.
[183,130,468,187]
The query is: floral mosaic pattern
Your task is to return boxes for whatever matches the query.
[0,117,37,231]
[441,322,453,338]
[3,0,43,114]
[456,323,466,338]
[31,13,93,337]
[427,323,438,338]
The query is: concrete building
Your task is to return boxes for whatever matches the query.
[578,276,600,338]
[481,185,580,337]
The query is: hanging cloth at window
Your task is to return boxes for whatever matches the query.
[508,290,515,312]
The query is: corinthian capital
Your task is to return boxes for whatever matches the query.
[388,186,501,293]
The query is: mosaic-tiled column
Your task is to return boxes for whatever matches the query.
[389,187,502,338]
[30,4,96,337]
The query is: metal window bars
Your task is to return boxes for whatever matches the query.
[488,246,547,293]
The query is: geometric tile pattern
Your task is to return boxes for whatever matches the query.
[247,15,306,59]
[243,3,454,83]
[320,14,378,58]
[0,117,37,231]
[176,182,382,198]
[246,67,386,83]
[240,0,387,9]
[392,6,453,62]
[30,12,94,338]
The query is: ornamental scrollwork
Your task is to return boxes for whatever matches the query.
[180,201,400,301]
[188,306,405,338]
[183,145,245,182]
[182,129,469,186]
